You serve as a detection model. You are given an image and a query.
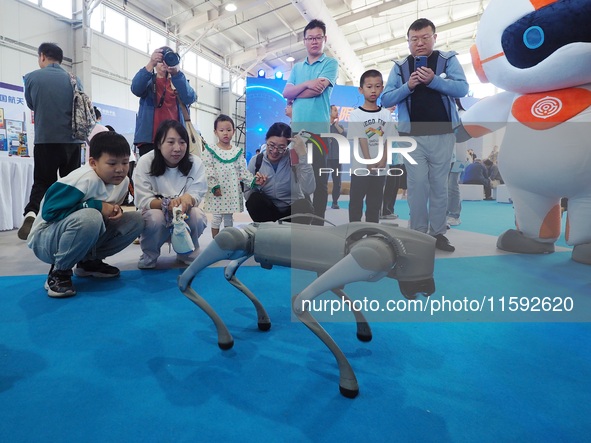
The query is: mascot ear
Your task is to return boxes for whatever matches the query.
[470,44,489,83]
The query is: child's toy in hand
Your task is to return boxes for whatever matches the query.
[171,205,195,254]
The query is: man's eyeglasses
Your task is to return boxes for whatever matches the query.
[304,36,325,43]
[267,142,288,154]
[409,34,434,44]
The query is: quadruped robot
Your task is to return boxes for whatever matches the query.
[178,220,436,398]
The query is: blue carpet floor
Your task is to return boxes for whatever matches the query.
[1,252,591,442]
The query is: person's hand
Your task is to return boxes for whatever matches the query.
[290,134,307,157]
[166,63,180,76]
[254,172,267,186]
[368,160,385,174]
[407,71,422,90]
[102,202,123,220]
[169,193,194,214]
[148,49,163,70]
[307,78,326,94]
[415,66,435,85]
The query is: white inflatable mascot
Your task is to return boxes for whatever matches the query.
[461,0,591,264]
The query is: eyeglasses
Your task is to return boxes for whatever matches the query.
[409,34,434,44]
[266,142,288,154]
[304,36,325,43]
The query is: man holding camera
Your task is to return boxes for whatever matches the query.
[382,18,468,252]
[131,46,196,157]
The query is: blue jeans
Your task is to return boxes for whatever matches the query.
[29,208,143,270]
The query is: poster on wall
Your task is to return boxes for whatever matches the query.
[0,82,31,156]
[93,102,137,151]
[5,120,27,156]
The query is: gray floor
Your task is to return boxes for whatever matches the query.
[0,196,531,278]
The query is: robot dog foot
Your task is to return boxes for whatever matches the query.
[497,229,555,254]
[572,243,591,265]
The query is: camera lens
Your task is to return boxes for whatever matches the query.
[163,49,180,67]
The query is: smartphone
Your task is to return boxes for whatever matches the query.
[289,147,300,165]
[414,56,428,71]
[289,130,309,164]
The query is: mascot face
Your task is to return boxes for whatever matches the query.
[471,0,591,93]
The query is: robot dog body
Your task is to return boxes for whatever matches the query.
[178,221,436,398]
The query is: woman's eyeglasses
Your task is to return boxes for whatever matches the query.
[266,142,288,154]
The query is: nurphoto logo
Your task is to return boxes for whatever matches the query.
[303,132,418,176]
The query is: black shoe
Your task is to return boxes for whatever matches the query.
[484,197,494,201]
[44,266,77,298]
[434,234,455,252]
[17,212,36,240]
[74,259,120,278]
[331,203,340,209]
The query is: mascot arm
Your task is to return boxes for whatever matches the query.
[461,91,515,138]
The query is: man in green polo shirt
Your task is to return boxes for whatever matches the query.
[283,19,339,225]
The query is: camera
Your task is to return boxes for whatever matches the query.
[162,47,181,67]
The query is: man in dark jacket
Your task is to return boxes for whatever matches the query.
[462,159,493,200]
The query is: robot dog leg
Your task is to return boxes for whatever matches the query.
[178,225,270,349]
[178,222,436,398]
[224,256,271,331]
[292,235,398,398]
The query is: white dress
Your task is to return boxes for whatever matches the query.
[203,144,253,214]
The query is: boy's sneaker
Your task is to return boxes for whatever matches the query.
[447,217,461,226]
[45,266,77,298]
[380,212,399,220]
[331,202,340,209]
[17,211,36,240]
[74,259,120,278]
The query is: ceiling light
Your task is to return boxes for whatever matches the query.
[275,71,283,79]
[286,56,295,62]
[257,69,266,78]
[225,3,237,12]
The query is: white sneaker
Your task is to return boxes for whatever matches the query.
[447,217,461,226]
[137,256,156,269]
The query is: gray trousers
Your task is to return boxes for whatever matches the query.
[447,170,462,219]
[404,133,455,236]
[29,208,143,271]
[139,207,207,263]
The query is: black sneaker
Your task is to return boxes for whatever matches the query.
[17,212,36,240]
[331,203,340,209]
[434,234,455,252]
[74,259,120,278]
[44,266,77,298]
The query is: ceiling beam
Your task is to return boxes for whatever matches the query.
[336,0,417,26]
[353,14,481,57]
[177,0,268,36]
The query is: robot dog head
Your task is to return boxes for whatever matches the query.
[471,0,591,93]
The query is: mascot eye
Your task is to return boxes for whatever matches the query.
[523,26,545,49]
